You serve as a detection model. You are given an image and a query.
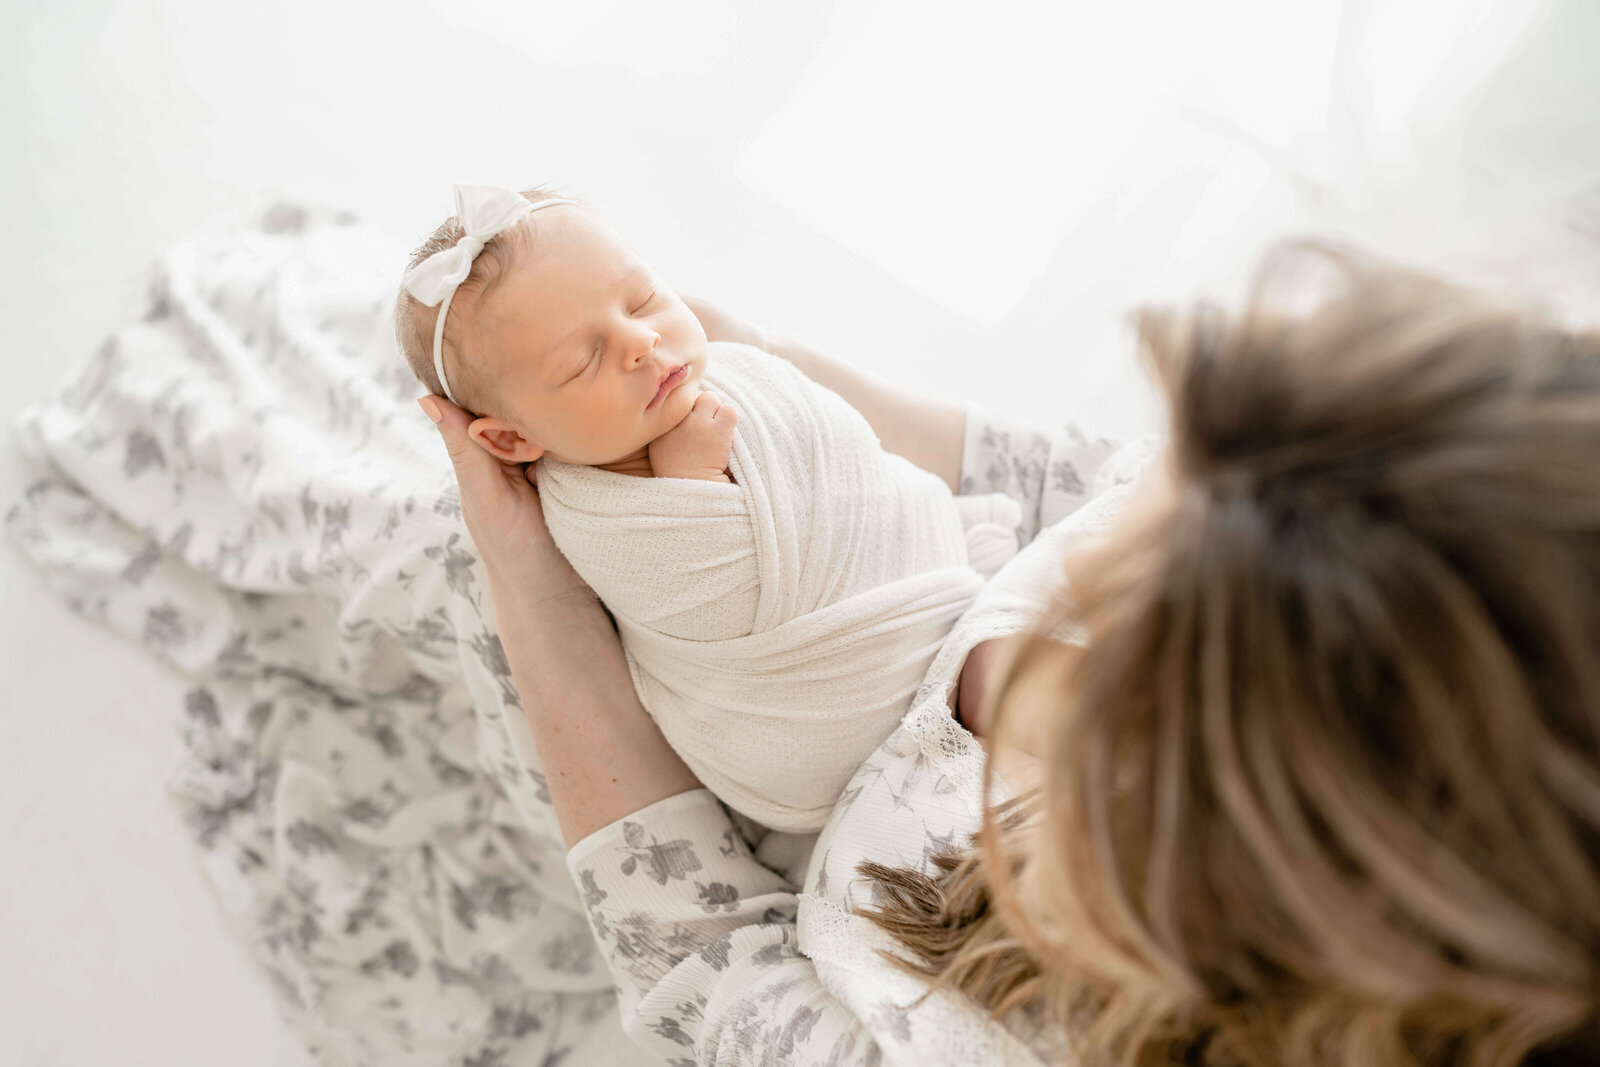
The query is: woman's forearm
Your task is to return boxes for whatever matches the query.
[489,577,701,847]
[762,331,966,493]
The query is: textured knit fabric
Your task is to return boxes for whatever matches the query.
[537,342,1015,832]
[566,409,1161,1066]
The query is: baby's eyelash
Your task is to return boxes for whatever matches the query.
[566,347,599,384]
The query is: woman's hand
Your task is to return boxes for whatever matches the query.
[417,396,591,607]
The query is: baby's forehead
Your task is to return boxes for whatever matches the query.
[474,254,595,365]
[512,214,646,302]
[522,201,606,249]
[477,210,643,346]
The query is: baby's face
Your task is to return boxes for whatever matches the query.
[469,205,709,466]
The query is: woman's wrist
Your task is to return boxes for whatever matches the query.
[760,331,817,378]
[485,574,615,678]
[484,562,595,620]
[477,522,597,616]
[492,574,702,846]
[738,320,774,351]
[683,294,770,352]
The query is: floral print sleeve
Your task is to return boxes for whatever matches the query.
[568,789,880,1066]
[958,405,1128,547]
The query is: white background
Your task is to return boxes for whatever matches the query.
[3,1,1596,1063]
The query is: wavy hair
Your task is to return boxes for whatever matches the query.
[864,243,1600,1066]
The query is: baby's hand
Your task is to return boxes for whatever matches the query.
[649,391,739,483]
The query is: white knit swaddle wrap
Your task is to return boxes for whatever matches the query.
[537,342,1014,831]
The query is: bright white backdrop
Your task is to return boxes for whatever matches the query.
[3,2,1596,1064]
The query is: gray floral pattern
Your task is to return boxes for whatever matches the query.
[958,407,1131,546]
[3,201,639,1067]
[620,822,705,884]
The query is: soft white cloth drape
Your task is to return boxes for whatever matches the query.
[536,342,1017,831]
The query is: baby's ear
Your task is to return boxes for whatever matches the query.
[467,416,544,464]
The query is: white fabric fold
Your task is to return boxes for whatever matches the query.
[537,342,1012,831]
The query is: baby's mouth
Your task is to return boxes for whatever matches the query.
[648,364,689,410]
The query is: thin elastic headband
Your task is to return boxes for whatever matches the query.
[402,184,574,406]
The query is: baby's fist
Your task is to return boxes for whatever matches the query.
[649,391,739,482]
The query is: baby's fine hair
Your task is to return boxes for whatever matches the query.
[393,187,576,415]
[866,241,1600,1067]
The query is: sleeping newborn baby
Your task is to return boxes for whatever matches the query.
[395,185,1016,832]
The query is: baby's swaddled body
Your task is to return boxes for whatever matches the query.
[537,342,999,831]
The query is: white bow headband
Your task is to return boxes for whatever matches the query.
[403,183,574,406]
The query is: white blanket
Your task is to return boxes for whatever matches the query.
[536,344,1010,831]
[4,202,658,1066]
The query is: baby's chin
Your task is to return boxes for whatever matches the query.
[659,376,701,426]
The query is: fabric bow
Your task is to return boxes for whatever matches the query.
[403,183,572,406]
[402,183,538,307]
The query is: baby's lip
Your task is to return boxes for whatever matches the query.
[647,364,689,410]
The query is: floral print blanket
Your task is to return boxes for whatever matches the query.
[4,202,659,1066]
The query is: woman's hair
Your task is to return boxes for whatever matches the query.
[393,187,574,415]
[864,242,1600,1066]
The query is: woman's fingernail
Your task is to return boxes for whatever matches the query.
[417,397,443,424]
